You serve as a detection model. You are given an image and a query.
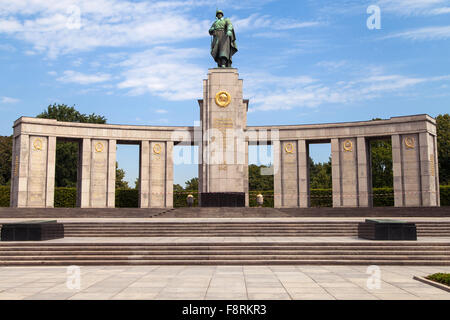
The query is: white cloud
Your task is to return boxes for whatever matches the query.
[1,96,20,104]
[377,0,450,16]
[245,70,449,112]
[0,0,211,58]
[56,70,112,84]
[384,25,450,40]
[155,109,168,114]
[117,46,205,101]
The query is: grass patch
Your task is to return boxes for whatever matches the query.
[426,273,450,287]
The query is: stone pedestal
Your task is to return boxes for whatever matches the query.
[198,68,248,206]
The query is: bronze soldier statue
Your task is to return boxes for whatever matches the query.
[209,10,238,68]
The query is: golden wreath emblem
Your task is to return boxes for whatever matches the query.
[94,142,104,153]
[404,136,415,149]
[153,143,162,154]
[284,143,294,154]
[33,138,43,151]
[215,91,231,108]
[343,140,353,152]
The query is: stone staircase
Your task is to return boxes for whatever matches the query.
[1,242,449,266]
[60,221,450,237]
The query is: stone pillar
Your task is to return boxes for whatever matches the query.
[198,68,248,204]
[140,141,173,208]
[11,135,56,208]
[45,136,56,208]
[331,138,342,207]
[332,137,367,207]
[419,132,439,206]
[297,139,309,208]
[273,140,282,208]
[107,139,116,208]
[392,134,404,207]
[357,137,371,207]
[392,134,424,207]
[244,141,249,207]
[78,138,91,208]
[139,140,150,208]
[10,134,29,207]
[280,141,299,207]
[165,141,174,208]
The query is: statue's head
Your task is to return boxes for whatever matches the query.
[216,10,224,18]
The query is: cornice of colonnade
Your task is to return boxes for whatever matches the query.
[12,116,196,142]
[244,114,437,142]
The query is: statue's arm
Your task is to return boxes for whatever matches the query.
[209,23,215,35]
[225,19,233,36]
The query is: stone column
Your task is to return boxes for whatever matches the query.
[434,135,440,206]
[139,140,150,208]
[392,134,423,207]
[419,132,439,206]
[78,138,91,208]
[392,134,404,207]
[165,141,174,208]
[331,138,359,207]
[140,141,173,208]
[45,136,56,208]
[107,139,116,208]
[280,141,299,207]
[331,138,342,207]
[273,140,282,208]
[244,141,249,207]
[10,134,29,207]
[297,139,309,208]
[357,137,371,207]
[90,139,109,208]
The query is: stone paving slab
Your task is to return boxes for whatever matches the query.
[0,265,448,300]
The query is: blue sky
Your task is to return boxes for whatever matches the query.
[1,0,449,187]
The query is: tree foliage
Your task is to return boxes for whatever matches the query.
[437,114,450,185]
[370,139,393,188]
[0,135,12,185]
[249,164,274,191]
[309,157,332,189]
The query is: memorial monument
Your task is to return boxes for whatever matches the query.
[8,10,440,209]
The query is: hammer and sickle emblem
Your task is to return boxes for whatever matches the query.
[95,142,104,152]
[404,137,415,149]
[284,143,294,154]
[153,143,162,154]
[33,138,43,151]
[343,140,353,152]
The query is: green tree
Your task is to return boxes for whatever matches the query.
[185,177,199,191]
[248,164,274,191]
[0,135,13,185]
[309,157,332,189]
[115,162,130,189]
[437,114,450,185]
[370,139,393,188]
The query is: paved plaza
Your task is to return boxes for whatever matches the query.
[0,265,448,300]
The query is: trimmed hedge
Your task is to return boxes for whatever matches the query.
[0,186,10,207]
[0,185,449,207]
[441,185,450,206]
[373,187,394,207]
[54,187,77,207]
[115,189,139,208]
